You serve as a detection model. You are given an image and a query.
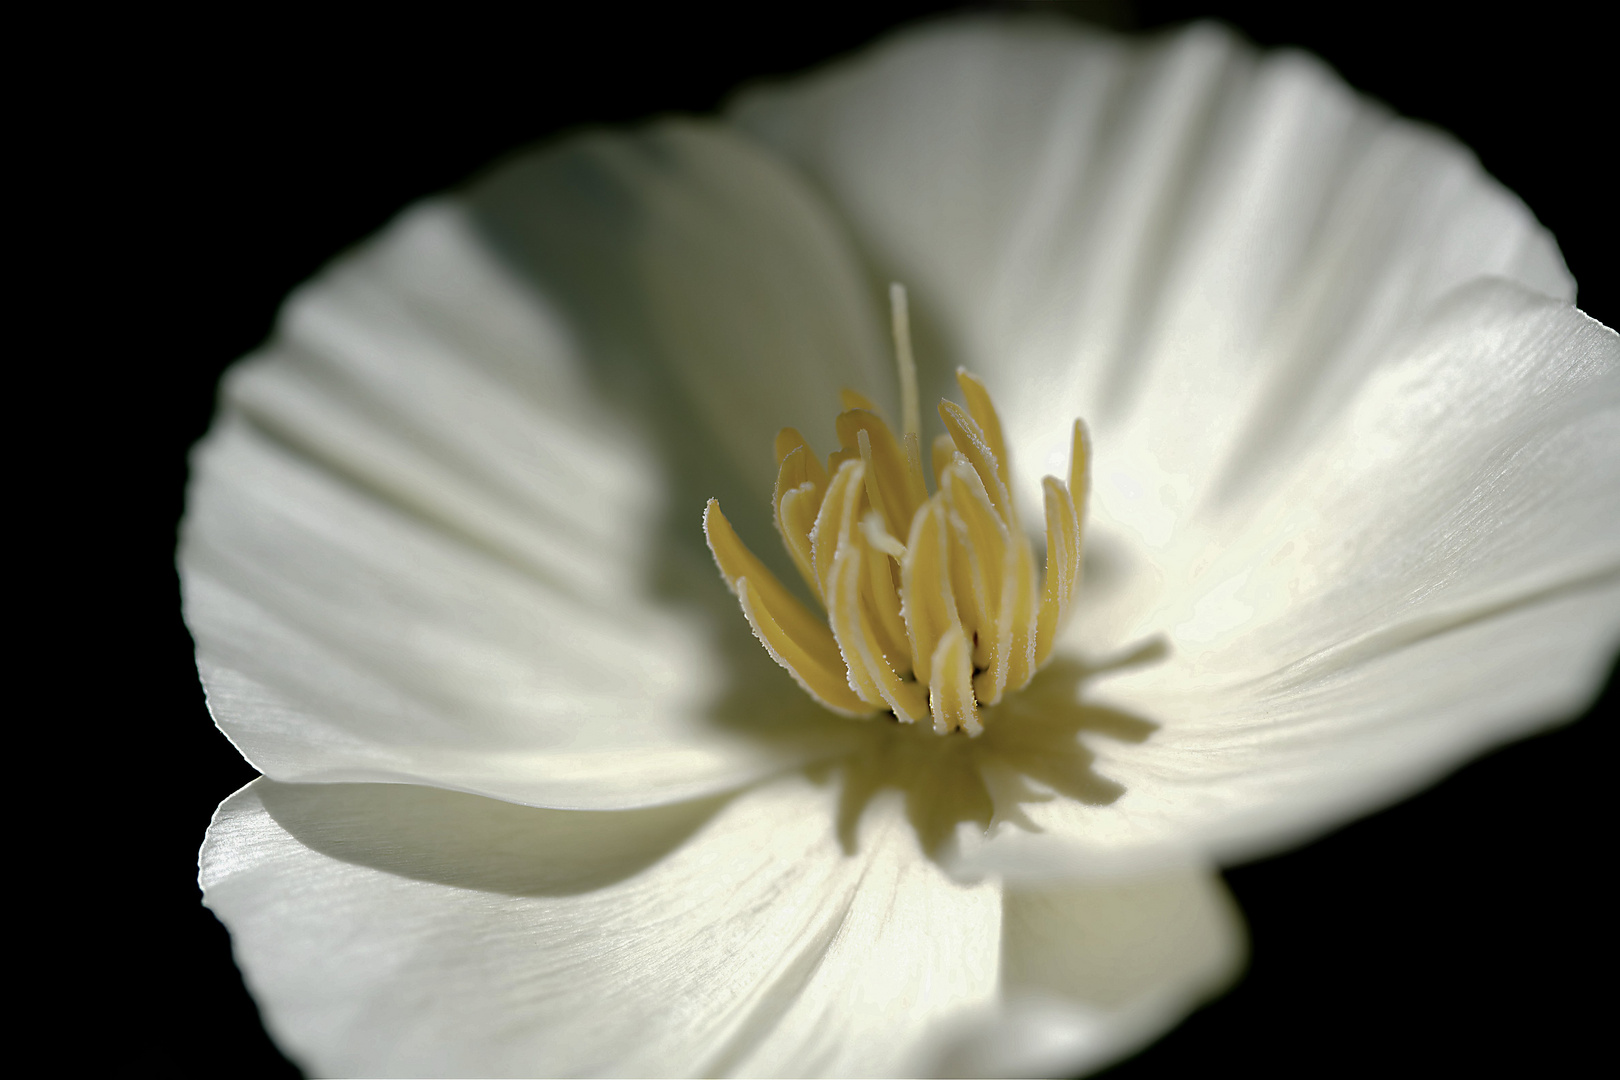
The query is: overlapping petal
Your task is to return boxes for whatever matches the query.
[956,281,1619,876]
[730,16,1573,559]
[936,872,1242,1076]
[728,16,1617,874]
[183,124,891,808]
[186,14,1619,1078]
[200,774,1241,1077]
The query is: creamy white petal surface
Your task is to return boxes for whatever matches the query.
[956,282,1620,875]
[730,17,1618,873]
[182,124,891,808]
[731,17,1573,559]
[187,14,1619,1079]
[202,775,1239,1077]
[935,873,1242,1077]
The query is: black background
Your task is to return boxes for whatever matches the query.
[68,2,1613,1075]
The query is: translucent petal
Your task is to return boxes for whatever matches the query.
[954,284,1620,876]
[929,870,1244,1078]
[731,18,1573,546]
[200,775,1003,1078]
[182,122,891,808]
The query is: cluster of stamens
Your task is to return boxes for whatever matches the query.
[705,286,1088,736]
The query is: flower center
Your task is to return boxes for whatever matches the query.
[704,285,1089,736]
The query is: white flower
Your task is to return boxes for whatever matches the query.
[186,17,1620,1079]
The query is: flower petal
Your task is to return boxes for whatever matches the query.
[466,120,894,493]
[930,871,1244,1078]
[956,283,1620,875]
[182,121,893,807]
[730,17,1572,540]
[732,21,1613,874]
[201,774,1003,1078]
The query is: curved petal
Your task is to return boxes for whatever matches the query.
[465,121,894,494]
[955,283,1620,875]
[730,16,1572,545]
[200,774,1005,1078]
[181,121,892,807]
[931,870,1244,1078]
[730,22,1612,874]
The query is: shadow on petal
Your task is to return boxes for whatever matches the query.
[823,649,1163,859]
[458,125,1167,835]
[463,122,899,762]
[258,780,726,897]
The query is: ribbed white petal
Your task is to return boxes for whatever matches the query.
[730,16,1614,874]
[955,283,1620,876]
[182,122,889,807]
[188,19,1616,1075]
[932,871,1243,1078]
[201,774,1006,1078]
[731,16,1572,582]
[466,121,894,493]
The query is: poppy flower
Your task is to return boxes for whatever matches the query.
[187,16,1619,1077]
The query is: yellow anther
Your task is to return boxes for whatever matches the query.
[705,289,1090,735]
[855,428,892,536]
[774,444,827,596]
[860,510,908,560]
[775,428,827,479]
[811,459,865,601]
[903,430,928,505]
[736,577,874,717]
[1069,419,1091,532]
[930,434,956,491]
[705,500,846,676]
[840,387,881,413]
[955,369,1012,501]
[939,400,1015,527]
[940,462,1004,664]
[827,537,889,707]
[839,408,925,536]
[928,621,981,736]
[900,498,957,688]
[859,511,913,669]
[1035,475,1080,666]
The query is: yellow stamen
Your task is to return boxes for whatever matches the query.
[900,498,957,687]
[854,428,894,537]
[774,427,824,473]
[840,387,881,413]
[736,577,874,717]
[840,410,925,536]
[938,400,1015,527]
[930,433,956,491]
[1034,475,1078,666]
[1069,418,1091,531]
[977,523,1037,705]
[859,512,913,673]
[705,500,846,676]
[773,445,826,596]
[811,459,864,600]
[826,531,889,707]
[955,369,1012,503]
[702,286,1091,735]
[928,621,982,736]
[1034,420,1089,664]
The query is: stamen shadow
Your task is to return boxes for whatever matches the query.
[460,138,1163,868]
[820,647,1164,861]
[464,133,872,760]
